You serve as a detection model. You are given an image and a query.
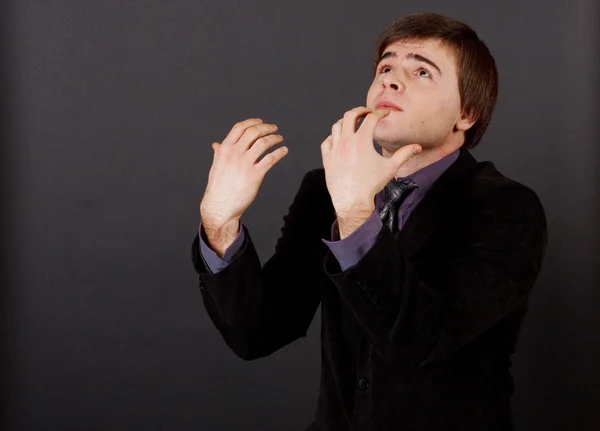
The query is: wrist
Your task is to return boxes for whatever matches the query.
[335,200,375,220]
[336,204,375,240]
[201,217,240,257]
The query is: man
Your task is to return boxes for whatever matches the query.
[191,12,547,431]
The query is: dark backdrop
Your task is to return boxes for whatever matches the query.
[2,0,599,430]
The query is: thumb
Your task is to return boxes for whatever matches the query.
[212,142,221,157]
[390,144,422,170]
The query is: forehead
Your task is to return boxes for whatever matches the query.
[381,39,457,73]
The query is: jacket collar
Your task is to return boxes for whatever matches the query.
[397,147,479,259]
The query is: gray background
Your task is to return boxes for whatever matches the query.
[2,0,599,430]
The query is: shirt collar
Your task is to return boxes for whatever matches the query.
[396,148,460,196]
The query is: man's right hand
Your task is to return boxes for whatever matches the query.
[200,118,288,256]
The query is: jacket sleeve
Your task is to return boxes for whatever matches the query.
[191,169,332,360]
[323,185,548,368]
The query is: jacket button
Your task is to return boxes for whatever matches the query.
[357,377,370,391]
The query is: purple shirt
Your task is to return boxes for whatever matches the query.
[199,150,459,273]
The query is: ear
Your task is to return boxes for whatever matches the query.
[455,110,477,132]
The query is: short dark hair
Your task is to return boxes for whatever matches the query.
[374,12,498,149]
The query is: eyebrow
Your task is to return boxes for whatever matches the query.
[378,51,442,76]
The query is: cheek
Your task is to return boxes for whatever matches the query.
[439,89,462,117]
[365,83,378,106]
[417,93,459,126]
[437,99,462,129]
[438,95,457,112]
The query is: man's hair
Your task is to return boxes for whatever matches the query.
[374,12,498,149]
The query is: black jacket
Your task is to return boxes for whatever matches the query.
[190,148,548,430]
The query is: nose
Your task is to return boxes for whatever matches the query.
[381,72,404,91]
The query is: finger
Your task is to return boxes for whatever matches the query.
[331,120,343,146]
[237,123,279,150]
[321,135,333,159]
[357,109,391,137]
[255,146,289,175]
[341,107,373,138]
[390,144,423,169]
[246,134,284,161]
[221,118,264,146]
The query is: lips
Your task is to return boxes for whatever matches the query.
[375,101,402,111]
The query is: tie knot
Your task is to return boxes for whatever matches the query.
[379,178,417,233]
[384,178,418,205]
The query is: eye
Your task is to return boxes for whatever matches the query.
[417,68,431,78]
[378,64,392,74]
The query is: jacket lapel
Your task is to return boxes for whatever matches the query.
[397,148,479,259]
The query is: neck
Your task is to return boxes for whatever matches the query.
[381,141,463,178]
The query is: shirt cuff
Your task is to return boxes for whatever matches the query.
[199,222,245,274]
[321,210,383,271]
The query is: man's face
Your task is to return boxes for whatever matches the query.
[366,38,465,152]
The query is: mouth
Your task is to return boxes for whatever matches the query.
[375,102,402,112]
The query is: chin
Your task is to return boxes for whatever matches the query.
[373,128,409,149]
[374,138,407,155]
[373,114,403,135]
